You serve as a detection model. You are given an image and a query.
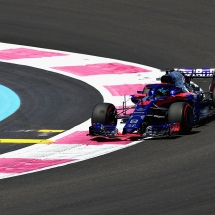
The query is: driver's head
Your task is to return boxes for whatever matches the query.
[160,88,168,95]
[156,88,169,96]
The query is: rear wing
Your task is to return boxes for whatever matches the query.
[172,68,215,77]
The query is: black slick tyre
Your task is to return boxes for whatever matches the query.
[91,103,117,126]
[168,102,193,134]
[212,87,215,108]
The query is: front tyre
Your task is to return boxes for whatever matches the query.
[168,102,193,134]
[91,103,117,126]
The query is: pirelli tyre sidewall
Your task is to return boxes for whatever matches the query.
[91,103,117,126]
[168,102,193,134]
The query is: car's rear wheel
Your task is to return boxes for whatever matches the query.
[212,87,215,108]
[168,102,193,134]
[91,103,117,126]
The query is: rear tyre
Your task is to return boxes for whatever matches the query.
[91,103,117,126]
[168,102,193,134]
[212,87,215,108]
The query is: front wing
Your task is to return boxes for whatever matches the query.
[89,123,180,139]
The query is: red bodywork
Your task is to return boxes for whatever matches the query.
[155,92,195,106]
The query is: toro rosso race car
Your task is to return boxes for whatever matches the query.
[89,68,215,139]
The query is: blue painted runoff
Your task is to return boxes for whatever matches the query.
[0,85,20,121]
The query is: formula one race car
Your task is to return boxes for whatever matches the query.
[89,68,215,139]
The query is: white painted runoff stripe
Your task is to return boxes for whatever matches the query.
[0,42,161,179]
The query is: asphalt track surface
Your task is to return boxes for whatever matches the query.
[0,62,103,154]
[1,1,215,214]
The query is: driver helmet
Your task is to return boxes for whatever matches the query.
[160,88,168,95]
[156,87,169,96]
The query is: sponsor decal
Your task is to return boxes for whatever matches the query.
[130,119,138,123]
[127,124,137,128]
[179,68,215,77]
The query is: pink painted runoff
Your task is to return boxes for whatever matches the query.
[53,63,151,76]
[116,106,135,115]
[104,84,145,96]
[0,158,75,173]
[0,48,67,60]
[55,131,132,145]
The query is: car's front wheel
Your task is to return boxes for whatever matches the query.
[168,102,193,134]
[91,103,117,126]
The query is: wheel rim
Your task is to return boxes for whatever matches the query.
[106,106,117,125]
